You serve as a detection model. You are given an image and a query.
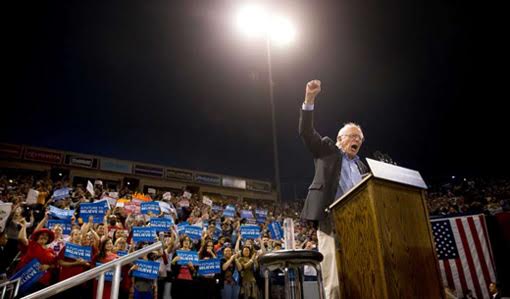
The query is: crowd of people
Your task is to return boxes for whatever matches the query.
[0,174,317,299]
[0,173,508,298]
[427,177,510,217]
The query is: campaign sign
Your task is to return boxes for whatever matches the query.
[52,188,71,201]
[240,225,261,239]
[46,219,72,235]
[211,205,222,212]
[240,210,254,219]
[117,250,128,257]
[213,226,222,240]
[150,217,173,231]
[80,202,107,223]
[198,258,221,276]
[132,227,157,242]
[183,225,202,241]
[133,259,159,280]
[49,206,74,220]
[96,263,114,281]
[255,209,267,218]
[9,258,44,293]
[64,243,92,262]
[269,222,283,240]
[255,209,267,222]
[158,201,173,214]
[223,209,235,218]
[176,250,199,265]
[141,202,160,215]
[176,222,188,235]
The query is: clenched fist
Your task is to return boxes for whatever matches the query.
[304,80,321,104]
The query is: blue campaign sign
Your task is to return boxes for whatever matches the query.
[132,227,157,242]
[184,225,202,241]
[255,209,268,217]
[133,259,159,280]
[176,250,199,265]
[141,202,161,215]
[46,219,72,234]
[255,209,268,223]
[96,263,115,281]
[117,250,128,257]
[80,202,107,223]
[52,188,71,201]
[256,216,267,224]
[240,225,261,239]
[211,205,223,212]
[49,206,74,220]
[150,217,173,231]
[269,222,283,240]
[240,210,254,219]
[9,258,44,294]
[64,243,92,262]
[213,226,222,240]
[223,209,235,218]
[198,258,221,276]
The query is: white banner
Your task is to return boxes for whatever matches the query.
[202,196,213,206]
[87,181,95,197]
[162,192,172,200]
[26,189,39,205]
[0,202,13,232]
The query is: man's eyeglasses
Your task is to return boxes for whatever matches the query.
[340,134,364,142]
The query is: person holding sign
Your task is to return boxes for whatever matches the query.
[15,225,57,291]
[171,235,197,298]
[128,248,158,299]
[198,239,220,298]
[299,79,369,299]
[93,238,118,299]
[57,228,91,297]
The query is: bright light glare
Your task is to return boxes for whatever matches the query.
[268,15,295,45]
[236,5,296,45]
[236,5,269,37]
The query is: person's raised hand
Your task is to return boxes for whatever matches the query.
[305,80,321,104]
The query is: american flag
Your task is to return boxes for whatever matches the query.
[431,214,496,299]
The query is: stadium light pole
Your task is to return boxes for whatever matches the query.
[235,5,296,202]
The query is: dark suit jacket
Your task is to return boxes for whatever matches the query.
[299,109,369,221]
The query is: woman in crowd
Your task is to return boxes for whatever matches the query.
[16,221,57,293]
[47,224,66,254]
[198,238,220,298]
[57,228,91,298]
[93,238,118,299]
[171,235,197,298]
[235,245,259,299]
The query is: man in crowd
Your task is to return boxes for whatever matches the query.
[298,79,368,299]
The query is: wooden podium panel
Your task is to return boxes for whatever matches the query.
[330,175,444,299]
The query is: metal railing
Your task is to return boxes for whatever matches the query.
[21,241,162,299]
[0,277,20,299]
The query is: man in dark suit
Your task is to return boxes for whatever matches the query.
[299,79,368,299]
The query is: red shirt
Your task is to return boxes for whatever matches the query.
[16,240,56,285]
[57,244,91,281]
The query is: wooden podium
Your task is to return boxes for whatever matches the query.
[329,159,445,299]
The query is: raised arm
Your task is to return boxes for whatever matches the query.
[298,80,331,158]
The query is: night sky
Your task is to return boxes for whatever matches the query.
[3,1,508,199]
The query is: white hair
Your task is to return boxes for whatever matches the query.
[336,122,363,147]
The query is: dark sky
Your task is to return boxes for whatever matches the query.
[3,0,508,198]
